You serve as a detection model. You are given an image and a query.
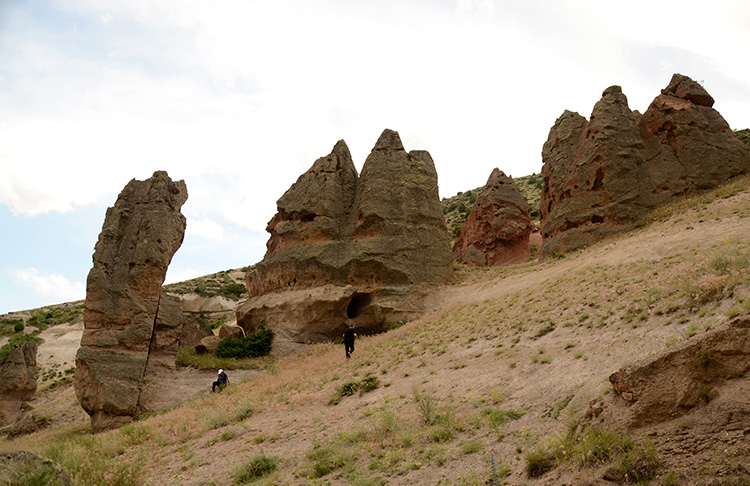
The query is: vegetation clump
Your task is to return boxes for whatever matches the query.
[233,454,279,484]
[216,326,274,359]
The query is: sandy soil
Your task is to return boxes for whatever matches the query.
[8,188,750,485]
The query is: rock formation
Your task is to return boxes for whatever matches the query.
[0,451,71,485]
[237,129,452,352]
[541,74,750,255]
[606,313,750,427]
[452,169,532,266]
[0,342,38,428]
[75,171,187,432]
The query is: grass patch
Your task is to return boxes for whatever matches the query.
[234,454,279,484]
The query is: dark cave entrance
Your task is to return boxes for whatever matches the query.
[346,293,372,319]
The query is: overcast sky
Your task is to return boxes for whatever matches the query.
[2,0,750,314]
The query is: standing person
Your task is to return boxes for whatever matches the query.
[343,323,357,359]
[212,368,229,392]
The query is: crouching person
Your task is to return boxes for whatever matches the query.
[212,368,229,392]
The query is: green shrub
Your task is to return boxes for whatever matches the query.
[27,305,83,330]
[14,320,24,333]
[234,454,279,484]
[525,447,555,477]
[216,326,274,359]
[220,283,247,300]
[1,318,25,337]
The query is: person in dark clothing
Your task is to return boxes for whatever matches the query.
[343,324,357,359]
[212,368,229,392]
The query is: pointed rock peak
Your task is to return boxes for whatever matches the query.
[372,129,404,151]
[332,139,351,159]
[602,85,623,97]
[487,168,510,185]
[662,73,714,107]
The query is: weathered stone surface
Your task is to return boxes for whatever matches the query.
[75,171,187,432]
[218,324,245,340]
[238,130,452,349]
[607,313,750,427]
[195,335,220,355]
[3,413,49,439]
[0,342,38,427]
[180,315,213,350]
[0,451,71,486]
[452,169,532,266]
[540,86,648,255]
[541,74,750,255]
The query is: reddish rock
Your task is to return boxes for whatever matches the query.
[540,74,750,255]
[453,169,532,266]
[75,171,187,432]
[237,129,452,350]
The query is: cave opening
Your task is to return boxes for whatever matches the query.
[346,293,372,319]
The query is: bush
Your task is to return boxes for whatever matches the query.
[220,282,247,300]
[234,454,279,484]
[216,326,274,359]
[26,305,82,330]
[14,321,24,333]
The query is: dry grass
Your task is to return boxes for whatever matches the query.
[4,179,750,485]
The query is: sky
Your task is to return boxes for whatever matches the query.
[1,0,750,314]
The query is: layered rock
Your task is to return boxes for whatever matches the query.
[452,169,532,266]
[541,74,750,255]
[0,342,38,427]
[237,129,452,349]
[607,313,750,427]
[75,171,187,432]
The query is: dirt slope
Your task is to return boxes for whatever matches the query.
[3,180,750,485]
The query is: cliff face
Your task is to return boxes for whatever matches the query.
[238,129,452,351]
[541,74,750,255]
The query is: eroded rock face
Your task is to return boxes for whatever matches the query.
[452,169,532,266]
[541,74,750,255]
[0,342,38,427]
[237,130,452,349]
[75,171,187,432]
[607,314,750,427]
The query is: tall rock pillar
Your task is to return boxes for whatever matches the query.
[74,171,187,432]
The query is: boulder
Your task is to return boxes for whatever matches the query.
[237,130,452,349]
[195,335,221,355]
[218,324,245,340]
[179,315,213,350]
[75,171,187,433]
[0,342,38,427]
[452,169,532,266]
[540,74,750,255]
[607,313,750,427]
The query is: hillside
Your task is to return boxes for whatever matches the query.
[3,176,750,485]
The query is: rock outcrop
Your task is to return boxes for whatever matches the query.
[75,171,187,432]
[541,74,750,255]
[452,169,532,266]
[0,451,71,486]
[0,342,38,427]
[237,129,452,351]
[606,313,750,427]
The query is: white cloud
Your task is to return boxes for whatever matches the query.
[186,216,225,241]
[9,268,85,303]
